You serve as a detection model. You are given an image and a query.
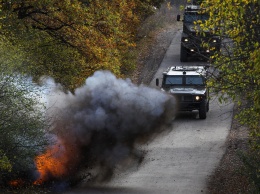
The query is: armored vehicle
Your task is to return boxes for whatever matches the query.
[156,66,209,119]
[177,4,221,62]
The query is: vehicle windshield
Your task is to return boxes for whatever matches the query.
[184,13,209,23]
[186,76,204,85]
[165,76,183,85]
[164,75,204,85]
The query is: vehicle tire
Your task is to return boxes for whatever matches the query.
[180,44,188,62]
[199,100,207,119]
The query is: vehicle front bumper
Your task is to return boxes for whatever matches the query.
[174,95,203,111]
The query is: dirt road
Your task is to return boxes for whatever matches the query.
[65,29,233,194]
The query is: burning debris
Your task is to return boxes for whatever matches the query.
[33,70,176,187]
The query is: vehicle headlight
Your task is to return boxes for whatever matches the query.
[195,96,201,101]
[182,37,189,42]
[212,38,220,43]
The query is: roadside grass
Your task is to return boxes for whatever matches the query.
[239,149,260,193]
[127,1,183,84]
[0,187,51,194]
[137,2,178,39]
[207,104,259,193]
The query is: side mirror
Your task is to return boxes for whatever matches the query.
[156,78,159,86]
[177,15,181,21]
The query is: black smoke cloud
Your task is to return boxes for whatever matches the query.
[43,70,176,184]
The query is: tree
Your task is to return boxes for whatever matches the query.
[0,37,48,183]
[199,0,260,190]
[0,0,164,91]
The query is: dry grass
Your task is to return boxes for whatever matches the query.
[207,105,257,193]
[129,1,184,85]
[137,2,180,39]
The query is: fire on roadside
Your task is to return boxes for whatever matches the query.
[33,140,70,185]
[8,179,25,187]
[7,139,77,188]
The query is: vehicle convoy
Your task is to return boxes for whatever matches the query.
[177,2,221,62]
[156,66,209,119]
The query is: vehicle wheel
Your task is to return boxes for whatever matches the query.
[180,44,188,62]
[199,100,207,119]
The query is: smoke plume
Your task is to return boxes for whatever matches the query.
[38,70,176,185]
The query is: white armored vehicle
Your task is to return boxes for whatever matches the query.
[156,66,209,119]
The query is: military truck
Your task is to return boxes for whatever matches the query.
[156,66,209,119]
[177,3,221,62]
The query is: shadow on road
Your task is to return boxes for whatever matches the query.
[175,111,199,120]
[63,185,151,194]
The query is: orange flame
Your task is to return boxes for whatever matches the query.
[34,140,70,185]
[9,179,25,187]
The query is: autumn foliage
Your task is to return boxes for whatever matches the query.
[0,0,164,90]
